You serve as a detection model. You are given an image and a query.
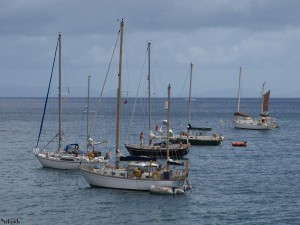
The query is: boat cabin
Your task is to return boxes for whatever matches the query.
[127,161,161,179]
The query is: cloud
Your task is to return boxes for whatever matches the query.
[1,0,300,97]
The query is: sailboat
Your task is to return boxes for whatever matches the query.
[124,42,190,159]
[80,20,190,191]
[33,34,107,170]
[174,63,224,145]
[232,67,278,130]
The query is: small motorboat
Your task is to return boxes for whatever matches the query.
[232,141,247,147]
[149,185,185,195]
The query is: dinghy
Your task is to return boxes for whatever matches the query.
[149,185,185,195]
[232,141,247,147]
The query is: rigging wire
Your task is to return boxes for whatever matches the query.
[178,67,190,98]
[125,45,148,142]
[89,28,120,136]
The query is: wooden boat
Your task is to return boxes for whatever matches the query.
[232,141,247,147]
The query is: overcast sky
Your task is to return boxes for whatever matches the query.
[1,0,299,98]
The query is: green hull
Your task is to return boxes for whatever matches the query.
[175,137,222,146]
[187,139,221,146]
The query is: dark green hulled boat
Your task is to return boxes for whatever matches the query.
[173,63,224,146]
[174,124,223,146]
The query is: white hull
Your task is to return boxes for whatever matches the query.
[232,117,277,130]
[233,68,279,130]
[34,149,107,170]
[35,154,83,169]
[81,167,185,191]
[80,22,189,193]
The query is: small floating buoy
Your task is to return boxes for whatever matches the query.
[232,141,247,147]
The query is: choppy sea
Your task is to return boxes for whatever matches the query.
[0,97,299,225]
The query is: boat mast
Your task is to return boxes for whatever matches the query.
[261,82,266,115]
[147,42,152,145]
[188,63,193,125]
[87,75,91,151]
[166,84,171,171]
[237,67,242,113]
[116,19,124,155]
[58,33,62,150]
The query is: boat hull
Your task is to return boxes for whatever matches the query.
[81,167,184,191]
[178,136,222,146]
[34,152,104,170]
[188,138,221,145]
[233,114,278,130]
[232,120,276,130]
[124,144,190,159]
[35,154,82,169]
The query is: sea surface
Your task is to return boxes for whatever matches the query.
[0,97,299,225]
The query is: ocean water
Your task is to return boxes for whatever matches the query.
[0,97,299,225]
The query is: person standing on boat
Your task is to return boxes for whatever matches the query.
[116,149,123,169]
[140,132,144,146]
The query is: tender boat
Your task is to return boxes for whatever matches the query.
[232,141,247,147]
[149,185,185,195]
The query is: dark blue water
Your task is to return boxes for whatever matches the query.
[0,97,299,225]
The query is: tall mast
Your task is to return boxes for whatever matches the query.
[166,84,171,171]
[87,75,91,151]
[58,33,62,150]
[147,42,151,145]
[188,63,193,125]
[116,19,124,154]
[261,82,266,115]
[237,67,242,112]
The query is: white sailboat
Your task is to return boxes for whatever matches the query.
[33,34,107,170]
[232,67,278,130]
[174,63,224,145]
[80,20,189,191]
